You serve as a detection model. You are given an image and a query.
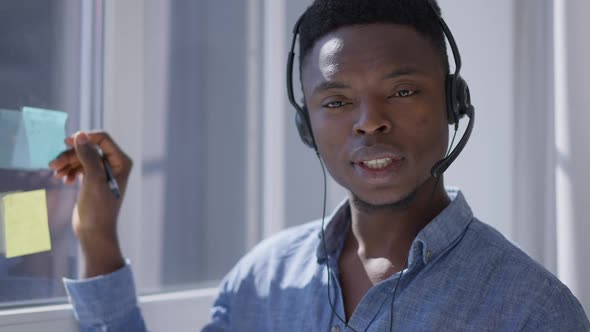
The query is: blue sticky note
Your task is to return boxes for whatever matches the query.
[21,107,68,169]
[0,109,30,169]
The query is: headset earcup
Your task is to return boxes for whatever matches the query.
[446,74,458,125]
[446,74,472,124]
[295,107,315,148]
[455,76,471,120]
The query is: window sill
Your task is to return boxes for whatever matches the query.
[0,287,216,332]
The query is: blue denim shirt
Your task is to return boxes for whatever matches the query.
[64,189,590,331]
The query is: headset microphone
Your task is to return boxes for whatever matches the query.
[431,105,474,177]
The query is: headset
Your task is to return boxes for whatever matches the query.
[286,0,475,178]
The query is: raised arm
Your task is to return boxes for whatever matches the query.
[50,131,147,331]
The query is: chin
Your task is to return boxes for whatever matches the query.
[350,188,418,213]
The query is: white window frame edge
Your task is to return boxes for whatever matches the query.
[262,0,287,237]
[246,0,263,250]
[512,0,557,272]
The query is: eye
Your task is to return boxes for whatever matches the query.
[322,100,348,109]
[393,89,416,98]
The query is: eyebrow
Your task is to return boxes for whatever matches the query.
[311,66,424,96]
[381,67,423,80]
[311,81,351,96]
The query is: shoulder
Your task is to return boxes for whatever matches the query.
[219,219,322,292]
[523,281,590,330]
[464,219,561,285]
[459,219,589,327]
[206,220,324,329]
[245,220,322,266]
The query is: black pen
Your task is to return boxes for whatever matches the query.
[97,147,121,199]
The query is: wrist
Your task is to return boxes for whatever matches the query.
[79,236,125,278]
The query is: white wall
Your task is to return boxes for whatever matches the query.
[437,0,515,238]
[554,0,590,315]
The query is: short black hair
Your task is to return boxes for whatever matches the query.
[298,0,449,74]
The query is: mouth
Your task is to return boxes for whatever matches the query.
[352,155,405,185]
[358,157,399,170]
[355,156,404,172]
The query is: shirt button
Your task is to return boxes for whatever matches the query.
[331,326,341,332]
[425,250,433,262]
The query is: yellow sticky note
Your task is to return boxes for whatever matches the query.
[2,190,51,258]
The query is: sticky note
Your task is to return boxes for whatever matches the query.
[1,190,51,258]
[22,107,68,169]
[0,109,30,169]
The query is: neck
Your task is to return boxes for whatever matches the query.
[346,177,450,264]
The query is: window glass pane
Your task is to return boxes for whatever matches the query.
[0,0,100,306]
[136,0,253,293]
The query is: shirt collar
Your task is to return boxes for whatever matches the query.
[316,199,350,264]
[315,188,473,266]
[409,188,473,266]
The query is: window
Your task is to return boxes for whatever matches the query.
[0,0,103,307]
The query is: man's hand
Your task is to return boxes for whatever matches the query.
[49,131,132,278]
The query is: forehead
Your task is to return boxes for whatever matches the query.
[301,23,444,88]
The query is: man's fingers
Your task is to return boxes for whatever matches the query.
[53,164,72,179]
[65,136,75,147]
[73,132,103,177]
[53,163,84,183]
[50,149,79,171]
[54,130,132,190]
[65,166,83,184]
[85,131,130,166]
[63,131,132,171]
[56,131,124,170]
[64,132,121,156]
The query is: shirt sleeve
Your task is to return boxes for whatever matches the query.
[201,277,231,332]
[63,262,147,332]
[524,283,590,331]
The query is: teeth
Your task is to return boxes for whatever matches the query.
[363,158,393,169]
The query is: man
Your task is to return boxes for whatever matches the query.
[50,0,589,330]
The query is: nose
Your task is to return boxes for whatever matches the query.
[353,98,392,135]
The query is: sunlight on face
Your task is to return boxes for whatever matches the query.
[318,37,344,79]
